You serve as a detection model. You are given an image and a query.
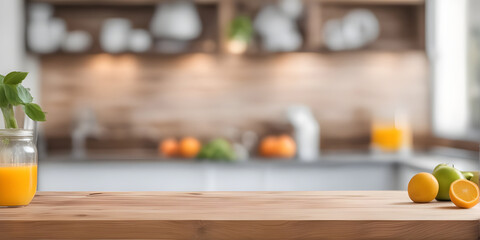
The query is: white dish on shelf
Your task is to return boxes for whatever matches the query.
[150,1,202,41]
[100,18,132,54]
[128,29,152,53]
[28,17,66,54]
[62,30,92,53]
[254,4,302,52]
[323,9,379,51]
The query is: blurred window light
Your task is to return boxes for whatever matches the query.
[429,0,474,140]
[467,0,480,137]
[0,0,24,73]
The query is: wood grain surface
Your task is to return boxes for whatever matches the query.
[41,51,429,151]
[0,191,478,239]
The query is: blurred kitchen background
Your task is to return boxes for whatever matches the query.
[0,0,479,191]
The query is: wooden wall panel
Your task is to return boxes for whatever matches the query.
[40,51,429,150]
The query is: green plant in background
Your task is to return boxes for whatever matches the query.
[197,138,236,162]
[0,72,46,129]
[228,16,253,43]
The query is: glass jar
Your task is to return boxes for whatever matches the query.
[0,129,37,207]
[371,110,412,156]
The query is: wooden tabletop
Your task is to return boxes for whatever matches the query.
[1,191,479,239]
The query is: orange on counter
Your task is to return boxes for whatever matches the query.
[449,179,479,209]
[259,135,296,158]
[259,136,278,157]
[159,138,179,157]
[407,172,439,203]
[179,137,201,158]
[276,135,296,158]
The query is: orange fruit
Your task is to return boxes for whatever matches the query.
[259,136,278,157]
[276,135,296,158]
[259,135,296,158]
[449,179,479,209]
[179,137,201,158]
[407,172,439,203]
[159,138,179,157]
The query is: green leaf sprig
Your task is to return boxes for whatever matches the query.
[228,16,253,43]
[0,71,46,128]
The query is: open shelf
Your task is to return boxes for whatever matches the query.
[29,0,219,6]
[30,0,424,6]
[27,1,219,54]
[311,3,425,51]
[27,0,425,55]
[318,0,424,5]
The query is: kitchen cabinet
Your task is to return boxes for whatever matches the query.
[39,154,478,191]
[35,156,416,191]
[39,160,397,191]
[39,161,396,191]
[265,164,395,190]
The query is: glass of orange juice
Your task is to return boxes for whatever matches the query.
[0,129,37,207]
[371,110,412,155]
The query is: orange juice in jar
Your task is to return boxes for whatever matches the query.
[0,130,37,207]
[371,111,411,154]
